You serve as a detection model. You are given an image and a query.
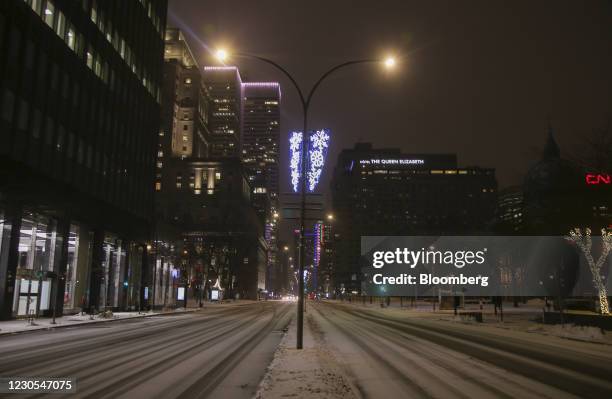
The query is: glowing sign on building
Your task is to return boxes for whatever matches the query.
[359,159,425,166]
[586,173,611,185]
[289,129,331,192]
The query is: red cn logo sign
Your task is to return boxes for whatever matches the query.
[585,173,611,185]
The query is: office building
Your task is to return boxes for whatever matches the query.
[241,82,280,200]
[169,159,267,300]
[319,219,335,297]
[159,27,210,161]
[330,143,498,295]
[156,27,210,223]
[496,186,524,233]
[241,82,281,295]
[202,66,241,158]
[0,0,167,319]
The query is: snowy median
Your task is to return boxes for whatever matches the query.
[255,309,358,399]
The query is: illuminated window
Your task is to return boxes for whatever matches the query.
[66,28,75,50]
[30,0,42,15]
[155,182,161,191]
[215,172,221,180]
[55,11,65,38]
[86,50,93,69]
[105,20,112,42]
[43,2,55,27]
[182,135,188,141]
[90,0,98,23]
[94,57,101,77]
[97,11,105,33]
[184,78,192,84]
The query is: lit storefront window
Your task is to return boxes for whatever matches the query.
[100,236,126,310]
[13,213,57,317]
[125,243,143,310]
[0,210,12,290]
[63,224,80,310]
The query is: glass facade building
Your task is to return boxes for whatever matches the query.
[0,0,167,319]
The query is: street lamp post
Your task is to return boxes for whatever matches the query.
[215,49,396,349]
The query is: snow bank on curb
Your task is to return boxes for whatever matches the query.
[527,324,607,343]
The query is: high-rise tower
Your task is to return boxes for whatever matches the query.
[241,82,281,210]
[202,66,242,158]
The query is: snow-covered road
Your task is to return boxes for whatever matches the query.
[2,300,611,399]
[309,301,612,399]
[0,301,292,399]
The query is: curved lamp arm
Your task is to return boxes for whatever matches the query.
[232,54,381,113]
[306,59,378,108]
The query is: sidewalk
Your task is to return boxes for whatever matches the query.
[0,299,264,336]
[0,308,203,336]
[335,299,612,345]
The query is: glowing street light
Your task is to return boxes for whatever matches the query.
[283,245,290,251]
[384,56,396,69]
[215,48,228,62]
[327,213,334,221]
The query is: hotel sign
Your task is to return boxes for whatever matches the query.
[359,158,425,166]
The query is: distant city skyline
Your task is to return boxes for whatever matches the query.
[168,0,612,193]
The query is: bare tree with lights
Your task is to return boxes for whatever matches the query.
[566,228,612,315]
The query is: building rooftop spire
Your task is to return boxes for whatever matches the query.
[543,118,560,160]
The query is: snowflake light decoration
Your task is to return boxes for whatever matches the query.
[289,129,330,193]
[289,131,303,192]
[307,129,330,192]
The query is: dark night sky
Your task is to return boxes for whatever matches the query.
[168,0,612,195]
